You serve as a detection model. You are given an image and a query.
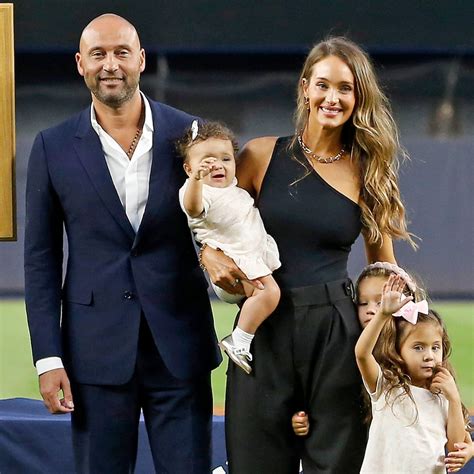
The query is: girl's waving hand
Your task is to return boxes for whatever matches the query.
[355,275,412,392]
[380,275,413,317]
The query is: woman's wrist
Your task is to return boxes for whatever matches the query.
[198,243,208,271]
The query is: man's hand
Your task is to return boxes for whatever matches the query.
[201,246,263,294]
[39,368,74,414]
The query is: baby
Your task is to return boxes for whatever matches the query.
[177,120,281,374]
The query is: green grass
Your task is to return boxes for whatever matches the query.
[1,300,473,412]
[0,300,39,400]
[432,301,474,411]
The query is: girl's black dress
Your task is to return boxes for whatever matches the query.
[225,136,368,473]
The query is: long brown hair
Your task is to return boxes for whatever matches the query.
[291,36,415,248]
[376,309,471,430]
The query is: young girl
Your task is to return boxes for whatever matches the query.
[176,120,281,374]
[291,263,417,432]
[355,273,471,473]
[291,262,417,434]
[292,262,473,472]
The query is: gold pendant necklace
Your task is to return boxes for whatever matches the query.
[297,134,346,164]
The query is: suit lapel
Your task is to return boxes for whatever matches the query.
[73,108,135,242]
[134,102,176,243]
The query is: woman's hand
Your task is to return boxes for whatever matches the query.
[200,246,263,294]
[445,442,473,472]
[380,274,413,317]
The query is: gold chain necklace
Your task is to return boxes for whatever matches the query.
[297,134,346,164]
[126,128,142,159]
[126,100,145,159]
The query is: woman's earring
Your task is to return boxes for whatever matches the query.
[304,96,310,110]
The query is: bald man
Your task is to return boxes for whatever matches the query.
[25,14,221,473]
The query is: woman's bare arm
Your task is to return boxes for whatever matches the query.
[364,233,396,264]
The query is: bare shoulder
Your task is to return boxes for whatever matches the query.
[241,136,278,156]
[237,136,278,196]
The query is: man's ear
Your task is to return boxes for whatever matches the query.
[75,52,84,76]
[139,49,146,73]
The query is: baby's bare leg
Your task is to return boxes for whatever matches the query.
[237,275,280,334]
[220,275,280,374]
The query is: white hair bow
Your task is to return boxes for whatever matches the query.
[393,300,429,325]
[191,120,199,140]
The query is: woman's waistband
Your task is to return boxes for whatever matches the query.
[282,279,355,307]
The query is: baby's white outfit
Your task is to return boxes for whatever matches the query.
[179,178,280,299]
[360,365,448,474]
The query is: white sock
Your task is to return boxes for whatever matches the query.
[232,327,254,353]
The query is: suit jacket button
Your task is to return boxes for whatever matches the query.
[123,291,134,300]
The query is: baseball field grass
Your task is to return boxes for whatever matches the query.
[0,299,472,413]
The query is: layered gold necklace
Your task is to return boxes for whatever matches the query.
[297,134,346,164]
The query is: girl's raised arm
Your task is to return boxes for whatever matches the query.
[182,157,216,217]
[355,275,412,392]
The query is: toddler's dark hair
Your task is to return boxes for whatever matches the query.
[175,120,239,162]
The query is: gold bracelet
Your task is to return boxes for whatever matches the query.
[198,243,208,271]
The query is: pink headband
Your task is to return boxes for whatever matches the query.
[362,261,417,293]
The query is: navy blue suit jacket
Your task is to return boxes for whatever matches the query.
[24,98,221,384]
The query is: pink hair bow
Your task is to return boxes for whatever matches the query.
[393,300,429,325]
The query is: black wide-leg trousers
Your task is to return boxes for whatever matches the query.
[225,279,368,474]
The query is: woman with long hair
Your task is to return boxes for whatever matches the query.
[202,37,415,473]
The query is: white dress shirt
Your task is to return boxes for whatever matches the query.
[36,93,154,376]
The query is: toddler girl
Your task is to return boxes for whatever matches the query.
[355,273,471,473]
[177,120,281,374]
